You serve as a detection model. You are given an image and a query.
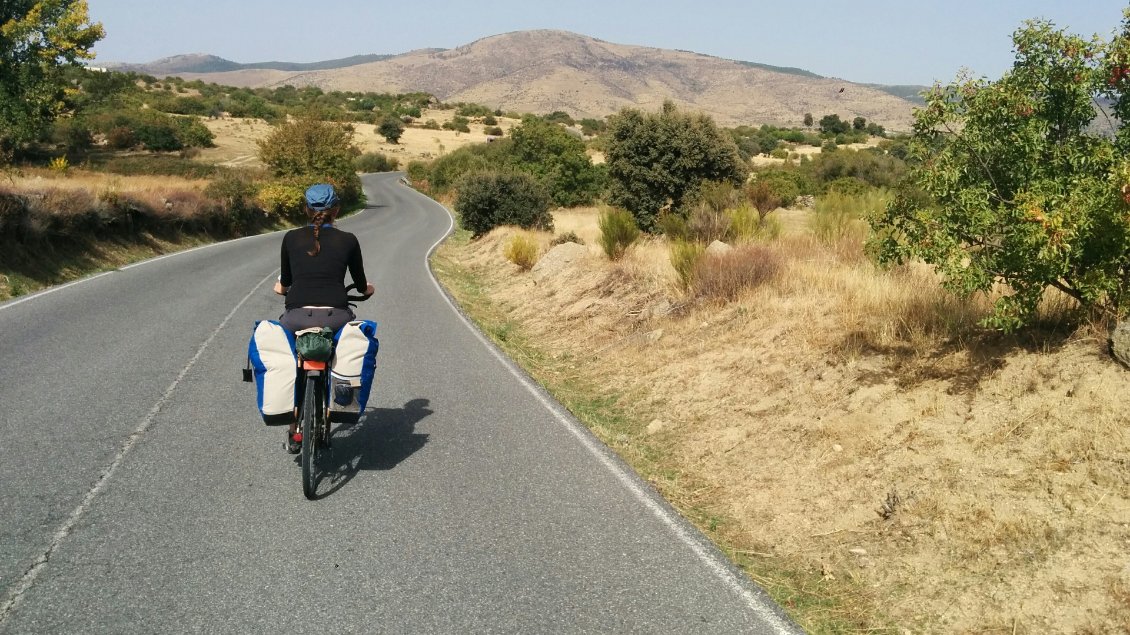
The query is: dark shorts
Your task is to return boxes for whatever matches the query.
[280,307,355,333]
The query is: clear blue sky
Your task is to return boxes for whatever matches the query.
[87,0,1128,86]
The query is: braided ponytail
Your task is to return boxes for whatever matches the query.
[306,211,327,256]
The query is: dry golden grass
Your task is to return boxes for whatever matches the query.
[503,232,539,270]
[435,204,1130,633]
[199,109,522,169]
[7,168,211,192]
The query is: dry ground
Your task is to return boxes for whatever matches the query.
[435,207,1130,634]
[199,109,521,168]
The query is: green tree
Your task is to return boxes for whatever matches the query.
[803,112,814,128]
[818,114,850,135]
[852,116,867,131]
[378,116,404,143]
[605,101,748,231]
[579,117,607,136]
[544,111,575,126]
[0,0,104,159]
[508,116,604,207]
[257,117,361,204]
[872,16,1130,330]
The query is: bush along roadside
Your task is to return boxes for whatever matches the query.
[0,176,279,300]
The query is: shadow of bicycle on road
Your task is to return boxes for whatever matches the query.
[307,397,432,499]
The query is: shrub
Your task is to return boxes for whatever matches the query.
[172,117,214,148]
[485,126,504,137]
[694,180,741,213]
[423,119,440,130]
[456,103,494,117]
[49,156,68,172]
[550,231,583,246]
[670,239,705,290]
[378,116,404,143]
[686,203,732,243]
[579,118,607,136]
[482,114,498,126]
[135,120,182,151]
[52,119,93,153]
[728,203,781,241]
[354,152,400,173]
[406,160,429,183]
[598,207,640,260]
[426,143,498,193]
[813,189,889,245]
[443,115,471,133]
[256,181,305,218]
[204,171,259,220]
[257,117,361,205]
[504,234,540,270]
[826,176,870,197]
[656,211,689,240]
[455,170,552,237]
[545,111,575,126]
[692,244,782,301]
[745,172,800,220]
[105,126,136,149]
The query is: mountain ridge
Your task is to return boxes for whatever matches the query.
[102,52,403,75]
[109,30,922,129]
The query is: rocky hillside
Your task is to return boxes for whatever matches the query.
[168,30,915,130]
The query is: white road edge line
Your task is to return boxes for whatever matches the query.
[410,187,800,634]
[0,270,278,625]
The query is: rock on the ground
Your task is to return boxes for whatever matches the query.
[1111,320,1130,368]
[532,241,588,282]
[705,240,733,256]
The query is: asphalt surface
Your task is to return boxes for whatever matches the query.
[0,172,803,634]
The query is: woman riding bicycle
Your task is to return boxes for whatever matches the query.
[273,183,374,331]
[273,183,373,452]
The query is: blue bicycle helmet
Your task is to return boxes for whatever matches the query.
[304,183,340,212]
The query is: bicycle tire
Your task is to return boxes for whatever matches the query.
[301,373,320,499]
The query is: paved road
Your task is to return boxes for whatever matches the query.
[0,173,801,634]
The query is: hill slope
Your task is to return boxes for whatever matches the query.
[169,30,915,130]
[104,52,398,75]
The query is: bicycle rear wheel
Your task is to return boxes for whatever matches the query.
[301,373,322,499]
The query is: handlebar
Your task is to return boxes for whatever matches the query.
[345,282,373,304]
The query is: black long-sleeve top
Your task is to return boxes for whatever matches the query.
[279,225,367,310]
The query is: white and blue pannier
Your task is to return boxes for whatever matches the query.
[245,319,379,425]
[328,320,380,423]
[247,320,298,425]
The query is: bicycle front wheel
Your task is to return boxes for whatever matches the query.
[301,373,321,500]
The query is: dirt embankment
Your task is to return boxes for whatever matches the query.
[434,207,1130,634]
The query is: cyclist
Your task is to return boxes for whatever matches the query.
[273,183,373,451]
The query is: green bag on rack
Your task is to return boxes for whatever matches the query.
[294,327,335,362]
